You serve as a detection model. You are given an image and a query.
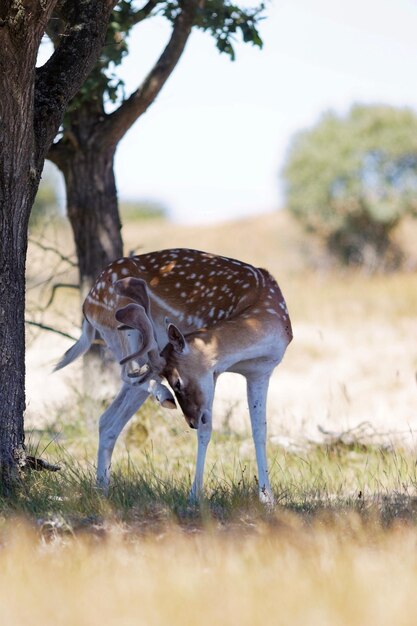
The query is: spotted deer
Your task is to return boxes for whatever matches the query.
[55,248,293,504]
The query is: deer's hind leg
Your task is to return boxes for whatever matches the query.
[246,370,275,506]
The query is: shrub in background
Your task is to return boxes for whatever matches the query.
[283,105,417,270]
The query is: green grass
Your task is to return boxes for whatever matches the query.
[4,405,417,537]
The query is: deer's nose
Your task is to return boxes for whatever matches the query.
[186,412,208,429]
[186,415,198,429]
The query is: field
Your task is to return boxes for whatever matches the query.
[6,211,416,625]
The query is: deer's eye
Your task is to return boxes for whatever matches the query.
[174,380,182,392]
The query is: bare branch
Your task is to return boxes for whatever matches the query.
[28,265,77,292]
[44,283,79,309]
[28,237,77,267]
[128,245,144,257]
[102,0,205,149]
[25,320,78,342]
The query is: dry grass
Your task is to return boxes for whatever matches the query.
[2,516,417,626]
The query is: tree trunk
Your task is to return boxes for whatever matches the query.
[61,145,123,297]
[0,24,41,492]
[0,0,115,490]
[0,197,32,491]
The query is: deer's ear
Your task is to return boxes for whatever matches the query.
[166,322,188,355]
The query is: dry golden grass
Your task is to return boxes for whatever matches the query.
[2,516,417,626]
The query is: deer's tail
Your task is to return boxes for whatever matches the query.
[53,319,95,372]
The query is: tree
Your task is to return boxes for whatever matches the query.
[283,105,417,269]
[46,0,264,294]
[0,0,116,490]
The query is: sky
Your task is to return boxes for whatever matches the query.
[40,0,417,224]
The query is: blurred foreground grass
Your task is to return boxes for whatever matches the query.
[3,509,417,626]
[2,513,417,626]
[3,434,417,626]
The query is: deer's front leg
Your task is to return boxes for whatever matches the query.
[189,412,212,503]
[97,383,148,493]
[246,374,274,506]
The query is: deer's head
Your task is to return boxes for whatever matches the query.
[114,277,214,429]
[161,323,215,429]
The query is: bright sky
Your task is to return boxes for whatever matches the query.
[42,0,417,223]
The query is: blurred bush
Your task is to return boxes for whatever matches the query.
[282,105,417,270]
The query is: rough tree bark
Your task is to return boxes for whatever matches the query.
[48,0,203,292]
[0,37,39,481]
[50,135,122,297]
[65,145,122,297]
[0,0,116,492]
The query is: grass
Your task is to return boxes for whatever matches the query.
[5,408,417,531]
[3,513,417,626]
[2,436,417,625]
[3,421,417,540]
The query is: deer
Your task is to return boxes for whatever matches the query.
[55,248,293,504]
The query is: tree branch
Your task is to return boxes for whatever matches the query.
[101,0,204,149]
[131,0,160,25]
[44,283,79,309]
[25,320,78,342]
[28,237,77,267]
[34,0,117,164]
